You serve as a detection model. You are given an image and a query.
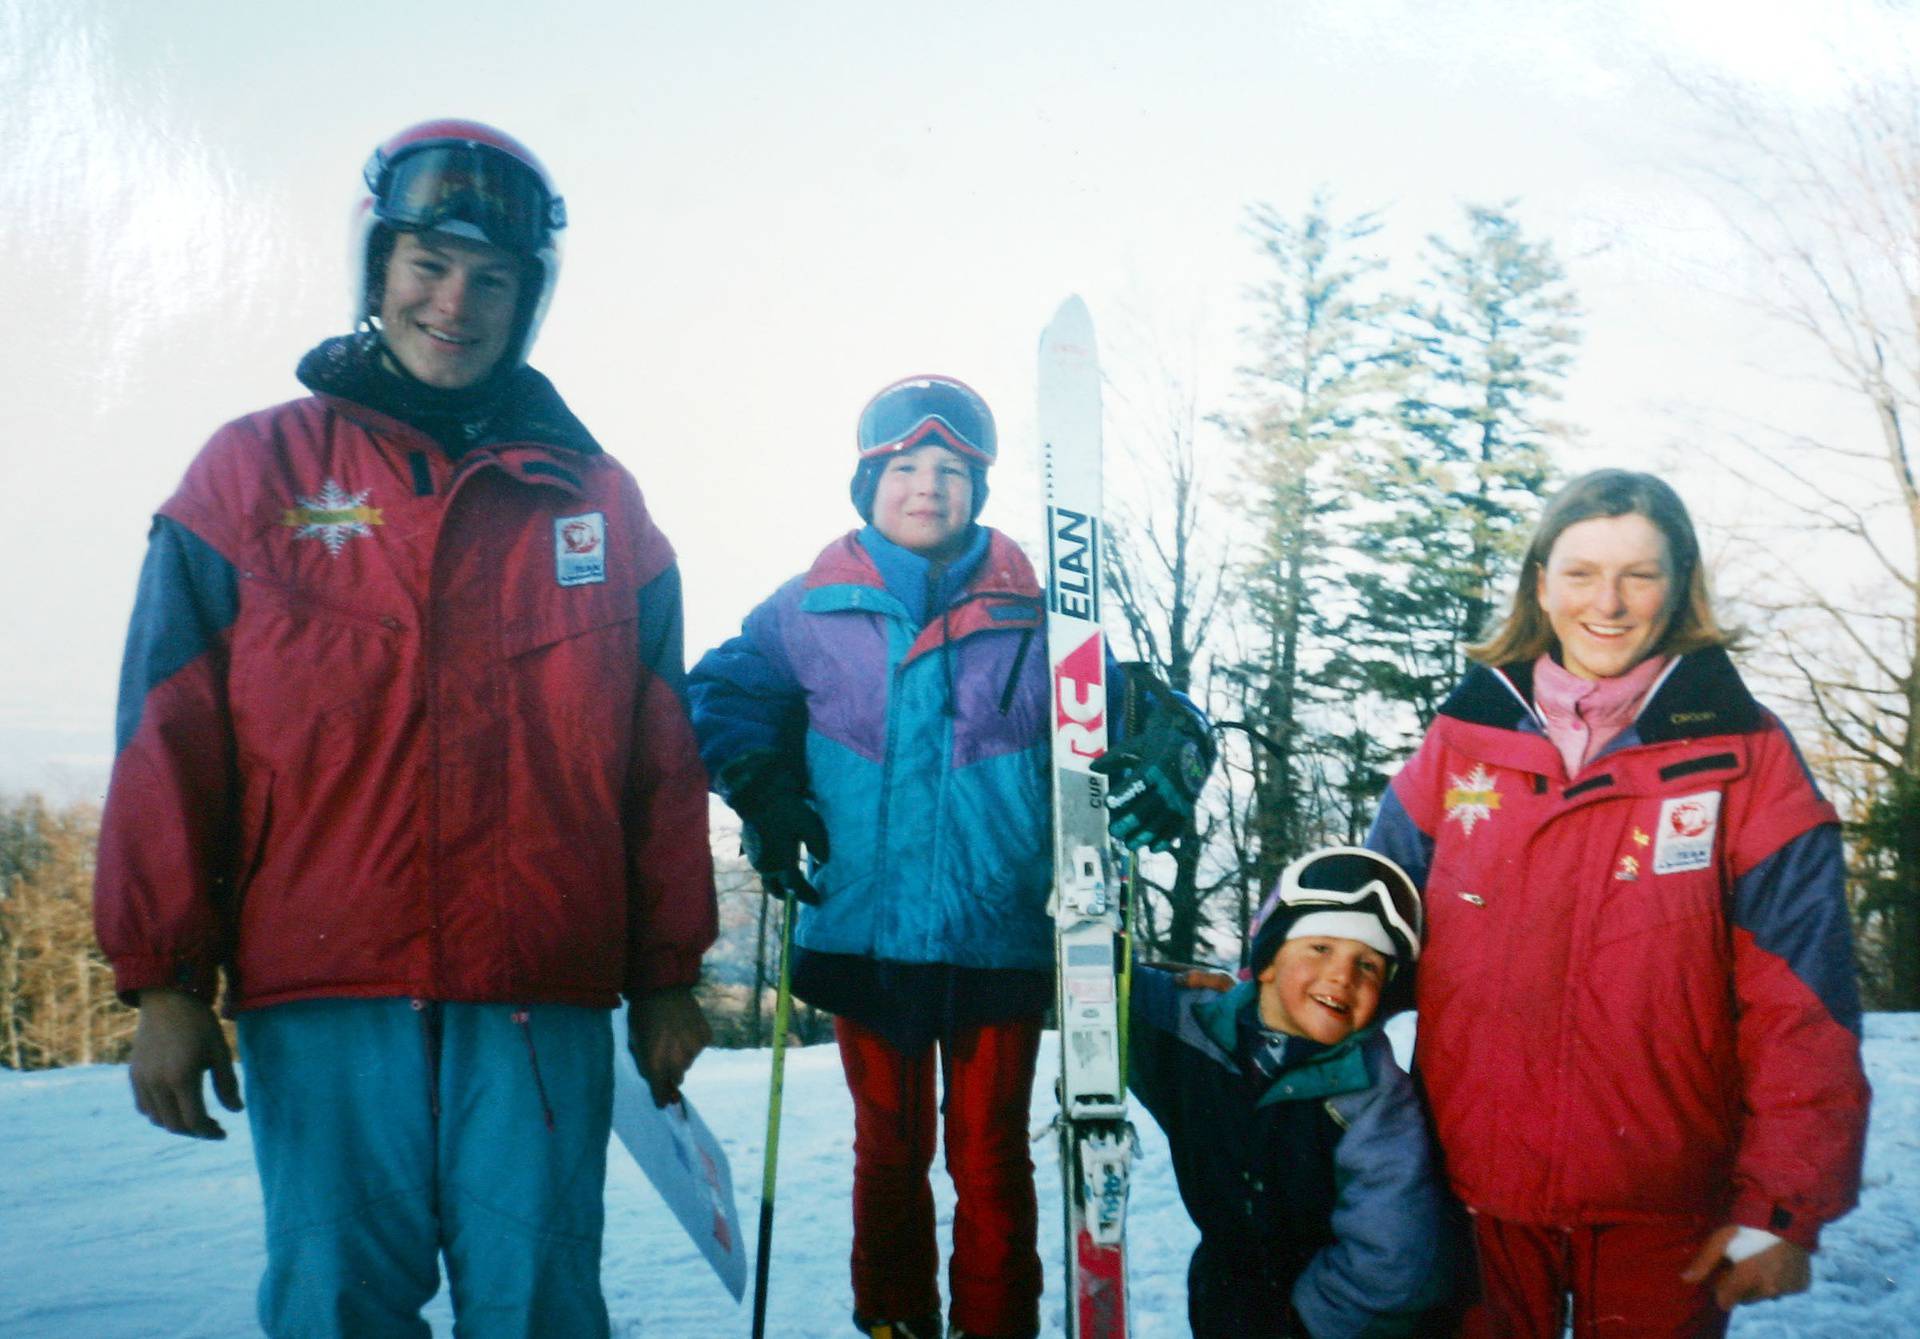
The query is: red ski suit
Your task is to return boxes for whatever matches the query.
[95,385,716,1011]
[1368,650,1868,1252]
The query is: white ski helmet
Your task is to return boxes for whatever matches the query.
[354,118,567,372]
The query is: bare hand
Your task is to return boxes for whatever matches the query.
[1681,1225,1812,1310]
[627,986,712,1108]
[129,988,242,1139]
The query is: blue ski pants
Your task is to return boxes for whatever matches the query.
[235,997,614,1339]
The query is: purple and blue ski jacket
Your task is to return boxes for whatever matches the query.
[689,527,1056,970]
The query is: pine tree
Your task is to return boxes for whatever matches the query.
[1332,204,1579,739]
[1221,195,1404,941]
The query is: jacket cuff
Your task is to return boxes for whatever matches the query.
[712,749,794,806]
[112,954,218,1009]
[1723,1226,1784,1263]
[1729,1189,1822,1251]
[627,947,702,998]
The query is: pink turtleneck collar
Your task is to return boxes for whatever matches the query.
[1531,651,1670,778]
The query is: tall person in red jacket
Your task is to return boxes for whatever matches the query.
[93,120,718,1338]
[1367,470,1870,1337]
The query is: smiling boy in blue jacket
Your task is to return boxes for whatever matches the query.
[1129,847,1453,1339]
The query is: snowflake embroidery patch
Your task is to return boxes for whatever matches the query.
[282,480,383,555]
[1443,764,1502,835]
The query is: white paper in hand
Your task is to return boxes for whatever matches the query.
[610,1004,748,1301]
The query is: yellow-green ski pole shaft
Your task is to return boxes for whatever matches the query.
[750,876,799,1339]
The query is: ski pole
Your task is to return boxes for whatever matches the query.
[1117,848,1137,1080]
[750,872,800,1339]
[1114,665,1145,1083]
[751,886,772,1046]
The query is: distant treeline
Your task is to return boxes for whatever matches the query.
[0,793,830,1071]
[1,794,131,1069]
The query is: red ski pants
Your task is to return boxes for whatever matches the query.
[835,1015,1043,1338]
[1458,1216,1731,1339]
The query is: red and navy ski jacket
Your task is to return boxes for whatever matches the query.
[95,364,716,1011]
[1368,650,1869,1249]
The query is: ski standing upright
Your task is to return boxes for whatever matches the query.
[1039,294,1134,1338]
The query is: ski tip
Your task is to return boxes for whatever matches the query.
[1041,294,1096,353]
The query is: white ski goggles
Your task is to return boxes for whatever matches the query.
[1256,846,1424,963]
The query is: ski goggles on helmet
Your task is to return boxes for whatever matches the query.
[1256,846,1424,963]
[366,141,567,257]
[856,375,997,466]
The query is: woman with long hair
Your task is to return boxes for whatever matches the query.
[1368,469,1871,1336]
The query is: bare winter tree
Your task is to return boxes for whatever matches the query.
[1102,328,1235,963]
[0,797,135,1069]
[1675,61,1920,1007]
[702,823,829,1047]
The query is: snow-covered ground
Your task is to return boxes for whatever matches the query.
[2,1015,1914,1337]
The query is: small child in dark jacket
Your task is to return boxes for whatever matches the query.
[1129,847,1452,1339]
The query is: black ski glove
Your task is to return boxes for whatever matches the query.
[1089,671,1216,852]
[717,752,829,903]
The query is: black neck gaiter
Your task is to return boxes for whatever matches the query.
[295,332,513,457]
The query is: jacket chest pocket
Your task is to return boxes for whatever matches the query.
[229,579,406,761]
[1418,838,1519,1005]
[502,586,639,746]
[1589,788,1730,949]
[1417,767,1559,1012]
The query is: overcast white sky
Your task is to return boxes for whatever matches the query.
[2,0,1911,794]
